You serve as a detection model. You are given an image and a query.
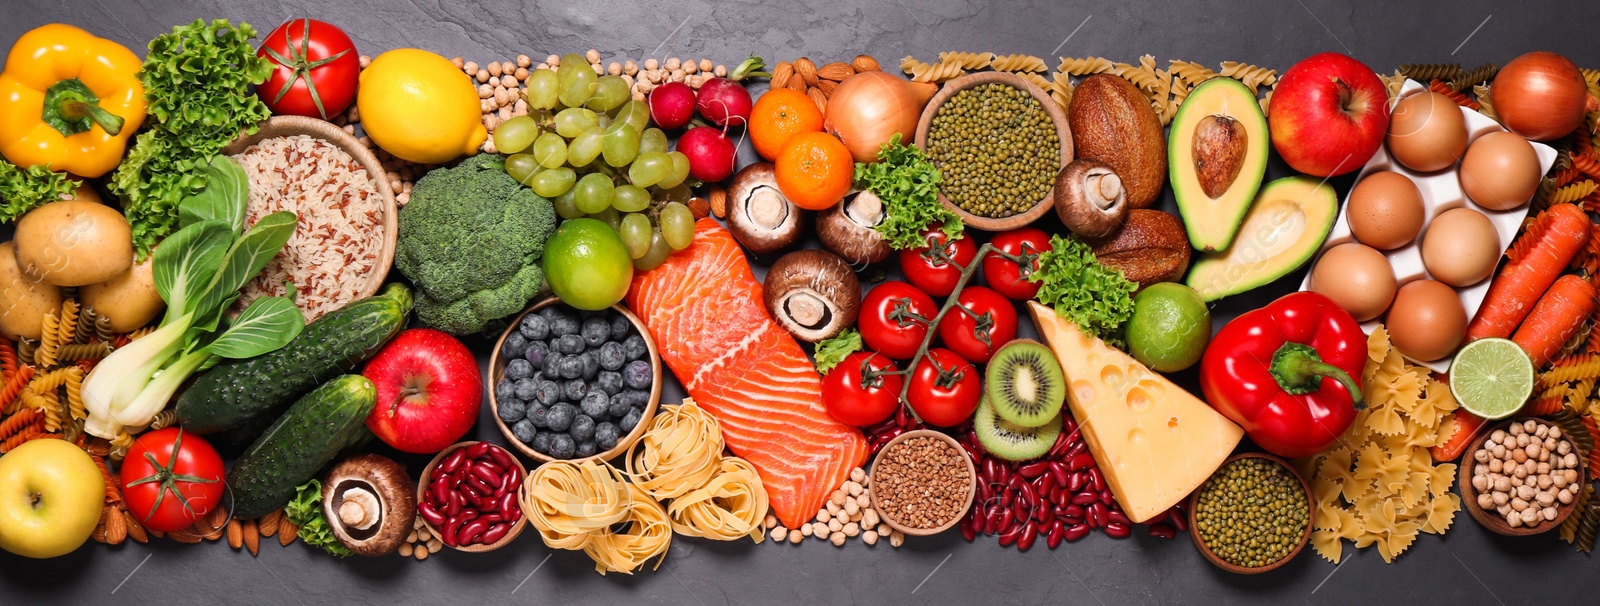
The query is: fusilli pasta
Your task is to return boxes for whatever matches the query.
[1399,63,1463,83]
[1056,56,1114,76]
[1219,61,1277,93]
[989,53,1047,73]
[937,51,993,70]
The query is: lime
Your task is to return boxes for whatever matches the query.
[1126,283,1211,372]
[542,218,634,310]
[1449,338,1534,420]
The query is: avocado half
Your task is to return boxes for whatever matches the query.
[1168,78,1269,251]
[1185,176,1337,302]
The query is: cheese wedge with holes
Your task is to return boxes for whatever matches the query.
[1028,302,1243,523]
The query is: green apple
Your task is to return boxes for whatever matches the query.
[0,439,103,558]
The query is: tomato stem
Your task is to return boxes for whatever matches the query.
[898,243,999,418]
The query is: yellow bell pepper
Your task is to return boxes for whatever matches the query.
[0,24,146,178]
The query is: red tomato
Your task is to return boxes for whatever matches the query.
[899,230,977,297]
[120,429,225,533]
[907,348,981,427]
[860,281,938,359]
[982,227,1052,300]
[822,351,903,426]
[257,19,360,119]
[937,286,1018,364]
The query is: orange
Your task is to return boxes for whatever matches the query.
[750,89,824,161]
[776,132,853,210]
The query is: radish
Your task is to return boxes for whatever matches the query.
[677,126,737,182]
[697,56,768,127]
[648,82,697,130]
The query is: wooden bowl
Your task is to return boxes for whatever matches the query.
[1457,417,1586,537]
[222,115,399,309]
[912,71,1073,231]
[488,297,662,465]
[868,429,978,537]
[1187,453,1313,575]
[417,441,528,553]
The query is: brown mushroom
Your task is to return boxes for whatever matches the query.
[321,455,415,557]
[727,162,805,255]
[763,250,861,343]
[1053,159,1129,238]
[817,189,893,265]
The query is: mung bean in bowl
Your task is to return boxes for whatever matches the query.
[867,430,977,537]
[914,71,1072,231]
[1187,453,1312,574]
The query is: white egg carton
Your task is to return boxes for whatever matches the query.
[1300,79,1557,372]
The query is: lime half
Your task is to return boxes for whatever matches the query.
[1449,338,1535,420]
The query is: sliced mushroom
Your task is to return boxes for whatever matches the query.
[818,189,893,265]
[1053,159,1129,239]
[321,455,415,557]
[763,250,861,343]
[727,162,805,255]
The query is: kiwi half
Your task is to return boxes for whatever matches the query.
[974,396,1062,461]
[985,339,1066,428]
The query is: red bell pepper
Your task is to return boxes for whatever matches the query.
[1200,291,1366,458]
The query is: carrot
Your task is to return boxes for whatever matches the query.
[1430,410,1487,463]
[1470,203,1591,340]
[1513,274,1599,368]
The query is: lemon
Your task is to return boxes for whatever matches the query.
[357,49,487,164]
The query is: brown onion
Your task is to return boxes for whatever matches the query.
[1491,51,1597,141]
[824,71,925,163]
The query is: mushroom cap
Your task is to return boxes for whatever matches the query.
[762,249,861,343]
[727,162,806,255]
[322,454,416,557]
[818,189,893,265]
[1053,158,1129,239]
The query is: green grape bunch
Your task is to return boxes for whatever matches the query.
[491,53,697,271]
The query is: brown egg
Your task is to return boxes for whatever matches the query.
[1347,171,1425,250]
[1387,92,1468,173]
[1309,243,1397,322]
[1459,131,1542,210]
[1422,208,1500,287]
[1387,279,1467,362]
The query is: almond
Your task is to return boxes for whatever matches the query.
[123,509,148,544]
[852,55,881,73]
[279,518,298,546]
[258,509,282,537]
[90,507,111,544]
[795,57,818,86]
[816,79,838,95]
[196,507,228,540]
[226,518,243,549]
[817,62,854,81]
[807,87,828,114]
[687,196,711,220]
[771,62,794,88]
[168,528,203,544]
[785,74,806,92]
[709,185,728,219]
[243,520,260,556]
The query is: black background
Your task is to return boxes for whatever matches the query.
[1,1,1597,604]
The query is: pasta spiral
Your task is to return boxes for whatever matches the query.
[1220,61,1277,93]
[56,299,80,348]
[35,311,60,369]
[1398,63,1463,83]
[989,53,1047,73]
[1056,56,1114,76]
[937,51,993,70]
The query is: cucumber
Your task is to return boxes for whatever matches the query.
[228,375,377,519]
[176,283,411,443]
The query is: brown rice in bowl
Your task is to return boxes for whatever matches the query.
[231,135,385,322]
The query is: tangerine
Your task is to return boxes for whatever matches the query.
[750,89,824,161]
[776,132,854,210]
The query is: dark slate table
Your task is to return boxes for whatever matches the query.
[1,1,1596,604]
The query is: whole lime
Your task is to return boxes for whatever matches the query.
[1127,283,1211,372]
[542,219,634,310]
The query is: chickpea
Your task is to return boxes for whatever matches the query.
[666,57,681,70]
[828,519,843,533]
[546,54,560,67]
[645,58,659,71]
[701,59,714,72]
[788,530,803,544]
[763,514,777,529]
[586,49,601,64]
[850,468,866,484]
[817,509,831,524]
[769,527,786,542]
[843,522,860,537]
[1477,493,1495,509]
[863,530,880,545]
[829,532,846,546]
[624,60,639,76]
[488,62,503,77]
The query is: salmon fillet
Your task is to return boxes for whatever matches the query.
[627,219,868,528]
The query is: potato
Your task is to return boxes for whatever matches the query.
[0,241,65,340]
[81,254,164,333]
[14,199,134,287]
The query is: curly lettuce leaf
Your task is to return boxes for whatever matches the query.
[814,329,863,375]
[286,479,353,558]
[0,160,80,223]
[1028,235,1136,347]
[113,19,274,256]
[854,135,962,250]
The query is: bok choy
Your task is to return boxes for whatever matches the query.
[84,156,305,438]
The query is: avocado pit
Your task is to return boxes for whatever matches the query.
[1192,115,1247,199]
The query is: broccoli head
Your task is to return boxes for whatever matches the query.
[395,154,559,335]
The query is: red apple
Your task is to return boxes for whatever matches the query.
[363,328,482,454]
[1268,52,1390,177]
